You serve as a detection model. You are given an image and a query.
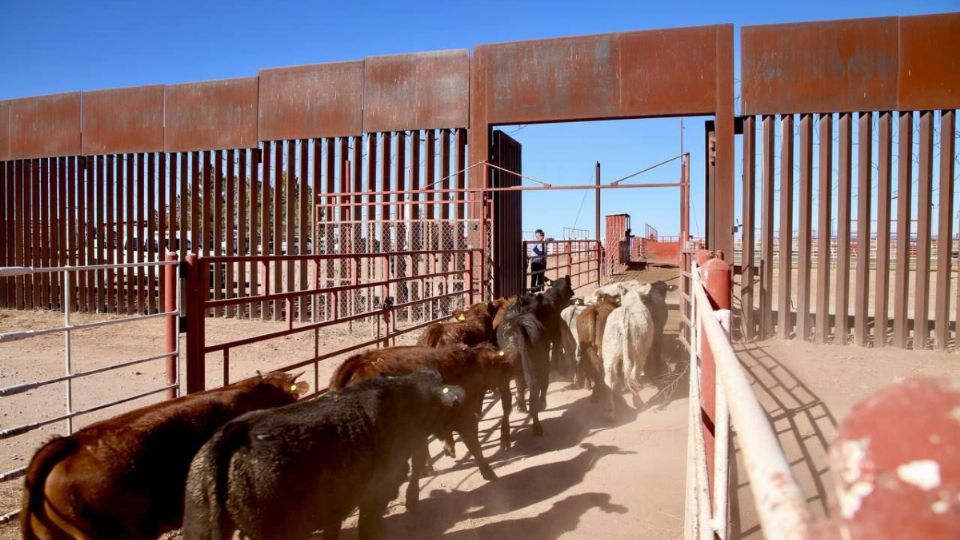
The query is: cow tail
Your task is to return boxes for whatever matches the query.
[20,436,77,539]
[329,353,365,389]
[516,318,540,392]
[183,421,248,540]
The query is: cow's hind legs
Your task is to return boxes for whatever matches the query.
[406,443,428,510]
[458,421,497,481]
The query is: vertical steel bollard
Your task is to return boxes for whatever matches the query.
[184,253,206,393]
[163,252,178,399]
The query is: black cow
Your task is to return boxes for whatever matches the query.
[182,370,465,540]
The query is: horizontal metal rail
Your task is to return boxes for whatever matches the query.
[0,350,177,397]
[204,268,467,310]
[204,287,477,354]
[201,248,479,264]
[0,384,178,440]
[0,309,178,343]
[0,259,178,277]
[691,282,811,538]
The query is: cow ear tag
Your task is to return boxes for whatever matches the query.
[457,314,465,321]
[291,384,297,391]
[442,387,450,394]
[498,350,505,356]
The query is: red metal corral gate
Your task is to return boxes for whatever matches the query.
[491,130,523,298]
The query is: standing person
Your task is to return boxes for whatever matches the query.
[529,229,548,292]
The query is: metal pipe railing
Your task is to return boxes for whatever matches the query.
[0,256,182,524]
[685,256,812,540]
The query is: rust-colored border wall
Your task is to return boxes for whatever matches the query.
[164,77,259,152]
[741,13,960,114]
[898,13,960,110]
[81,85,165,155]
[259,61,363,140]
[0,100,9,161]
[473,25,721,126]
[363,50,469,133]
[8,92,81,159]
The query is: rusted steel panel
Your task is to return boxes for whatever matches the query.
[226,149,236,318]
[363,50,469,132]
[797,114,813,341]
[259,61,363,141]
[815,114,833,344]
[713,24,736,260]
[874,113,892,347]
[456,129,467,221]
[759,116,775,338]
[742,116,756,339]
[892,112,913,348]
[474,26,721,125]
[913,112,934,349]
[937,111,956,350]
[741,18,898,115]
[854,113,872,346]
[9,93,81,159]
[367,135,378,223]
[164,78,258,152]
[0,100,11,161]
[777,115,794,339]
[835,113,852,344]
[898,14,960,111]
[81,85,164,155]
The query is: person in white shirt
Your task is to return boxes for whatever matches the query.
[529,229,548,292]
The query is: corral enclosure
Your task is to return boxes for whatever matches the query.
[1,10,960,540]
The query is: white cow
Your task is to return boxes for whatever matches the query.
[584,280,652,305]
[601,289,655,420]
[560,303,588,387]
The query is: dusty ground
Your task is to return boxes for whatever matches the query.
[1,265,958,538]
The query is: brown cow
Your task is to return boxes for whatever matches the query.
[450,296,516,334]
[576,293,621,402]
[419,300,499,348]
[329,343,512,508]
[20,372,308,540]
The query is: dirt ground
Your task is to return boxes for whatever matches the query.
[1,265,958,538]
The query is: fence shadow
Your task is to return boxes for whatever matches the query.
[363,443,632,540]
[727,341,839,538]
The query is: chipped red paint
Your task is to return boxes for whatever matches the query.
[827,378,960,538]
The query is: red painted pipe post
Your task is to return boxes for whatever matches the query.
[699,252,732,503]
[163,251,179,399]
[184,253,206,394]
[818,378,960,539]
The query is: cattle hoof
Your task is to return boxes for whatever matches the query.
[500,440,511,452]
[443,442,456,458]
[423,463,436,476]
[532,424,544,436]
[481,467,498,481]
[538,398,547,410]
[632,396,644,409]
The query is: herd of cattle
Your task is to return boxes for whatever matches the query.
[19,276,673,539]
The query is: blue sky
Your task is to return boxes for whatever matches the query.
[2,0,957,239]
